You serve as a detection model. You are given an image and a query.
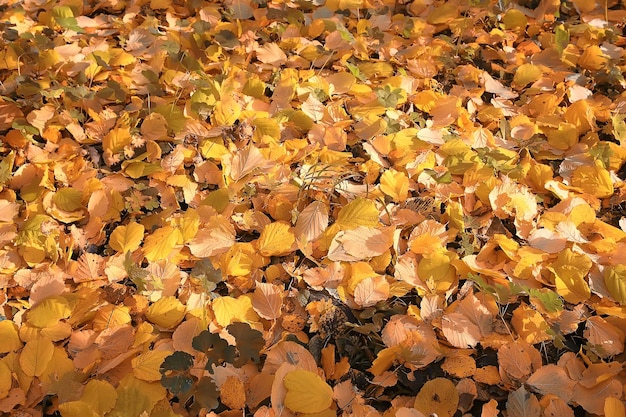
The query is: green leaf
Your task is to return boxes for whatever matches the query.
[555,24,569,55]
[52,6,84,33]
[123,252,149,292]
[0,151,15,186]
[528,288,563,313]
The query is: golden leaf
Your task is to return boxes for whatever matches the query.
[0,361,11,399]
[257,221,296,257]
[0,321,22,353]
[380,169,410,202]
[146,296,186,329]
[549,248,591,304]
[414,377,459,417]
[143,226,181,262]
[283,369,333,413]
[571,164,614,198]
[132,349,173,382]
[212,295,258,327]
[26,296,71,328]
[81,379,118,415]
[19,336,55,377]
[336,198,380,230]
[109,222,145,253]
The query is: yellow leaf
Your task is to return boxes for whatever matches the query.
[110,222,145,253]
[132,350,174,382]
[93,305,132,332]
[338,0,364,8]
[414,377,459,417]
[564,100,595,133]
[417,251,456,294]
[257,221,296,257]
[380,169,410,202]
[284,369,333,413]
[52,188,83,212]
[221,244,254,276]
[40,346,74,385]
[0,361,11,399]
[578,45,608,71]
[57,401,99,417]
[19,336,55,377]
[177,209,199,243]
[0,321,22,353]
[336,198,380,230]
[103,127,132,154]
[545,122,578,150]
[27,296,71,328]
[604,265,626,305]
[108,374,166,417]
[502,9,527,29]
[212,295,258,327]
[143,226,181,262]
[550,249,591,304]
[571,164,614,198]
[146,296,186,329]
[81,379,118,415]
[370,345,401,376]
[426,3,458,25]
[513,63,542,88]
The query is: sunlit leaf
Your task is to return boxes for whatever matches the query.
[133,349,174,382]
[336,198,380,229]
[19,336,55,377]
[109,222,145,253]
[257,222,296,257]
[146,296,186,329]
[81,379,118,415]
[284,369,333,413]
[414,378,459,417]
[143,226,181,262]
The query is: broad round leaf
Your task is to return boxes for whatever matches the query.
[284,369,333,413]
[414,378,459,417]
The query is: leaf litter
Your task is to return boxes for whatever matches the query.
[0,0,626,415]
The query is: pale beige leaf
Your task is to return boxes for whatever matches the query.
[441,313,481,348]
[584,316,625,357]
[252,282,283,320]
[341,226,394,259]
[353,276,390,308]
[188,227,235,258]
[256,43,287,66]
[294,201,328,242]
[526,364,576,402]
